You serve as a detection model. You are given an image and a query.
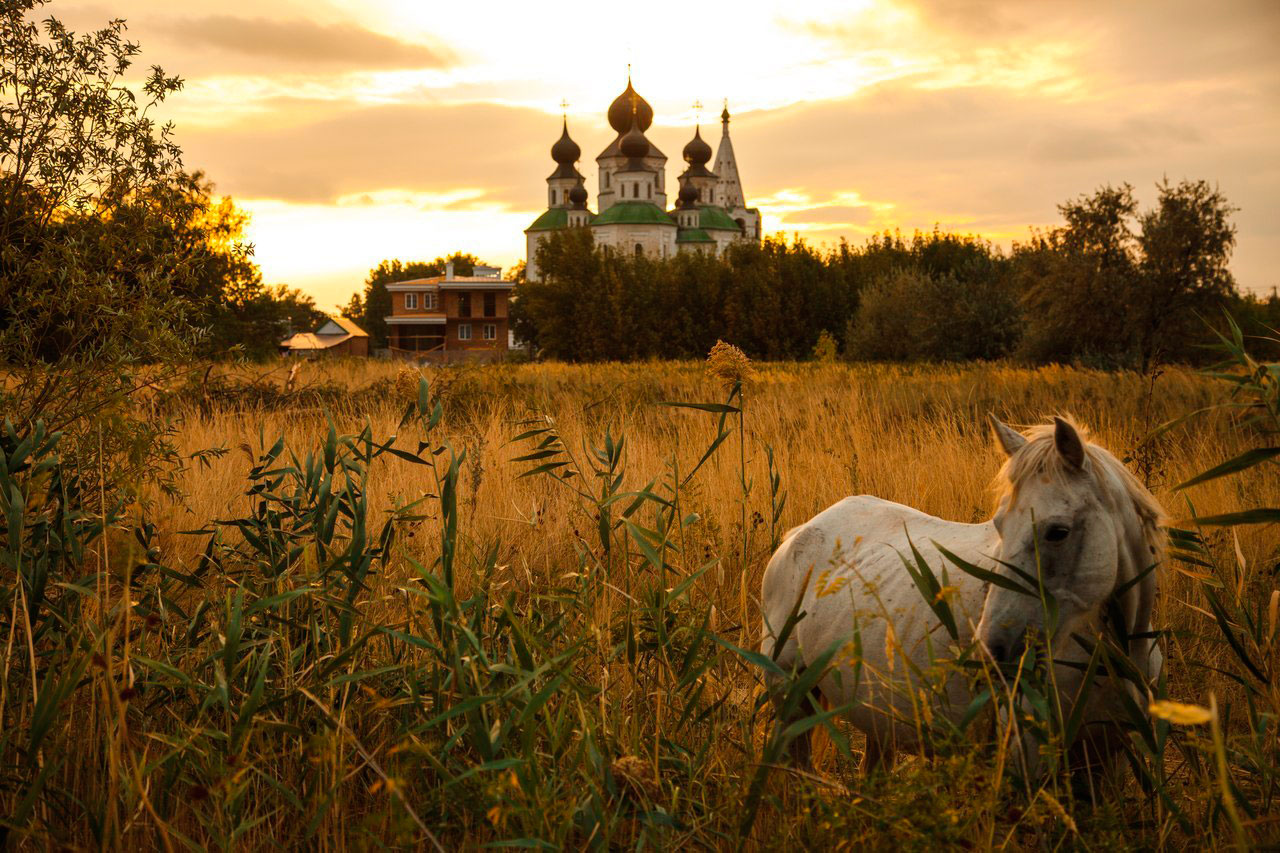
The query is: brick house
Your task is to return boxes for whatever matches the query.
[384,262,516,360]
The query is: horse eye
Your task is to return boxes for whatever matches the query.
[1045,524,1070,542]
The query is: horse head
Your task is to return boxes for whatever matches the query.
[977,415,1166,682]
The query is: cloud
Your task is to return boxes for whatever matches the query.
[728,73,1279,292]
[180,100,567,206]
[782,205,875,226]
[158,15,453,71]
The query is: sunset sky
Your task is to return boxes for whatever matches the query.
[58,0,1280,310]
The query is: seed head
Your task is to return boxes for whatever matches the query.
[706,340,753,389]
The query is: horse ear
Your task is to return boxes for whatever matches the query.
[988,414,1026,457]
[1053,417,1086,469]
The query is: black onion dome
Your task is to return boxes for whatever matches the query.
[677,180,699,208]
[620,114,650,161]
[608,79,654,134]
[551,118,580,164]
[682,126,712,166]
[568,179,588,208]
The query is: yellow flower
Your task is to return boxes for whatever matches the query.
[1149,699,1212,725]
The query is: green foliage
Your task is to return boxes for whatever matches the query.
[811,330,839,362]
[846,266,1020,362]
[516,232,862,361]
[0,1,196,498]
[1014,181,1239,368]
[517,190,1246,366]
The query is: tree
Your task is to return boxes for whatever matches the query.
[846,267,1019,362]
[351,252,479,347]
[1134,179,1237,369]
[1,1,192,490]
[1014,181,1237,367]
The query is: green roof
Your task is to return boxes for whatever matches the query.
[526,208,568,232]
[676,228,714,243]
[698,205,742,232]
[593,201,674,227]
[526,207,595,231]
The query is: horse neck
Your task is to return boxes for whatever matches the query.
[1094,460,1162,671]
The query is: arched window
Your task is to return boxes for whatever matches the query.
[634,243,643,257]
[550,189,556,204]
[646,183,651,199]
[735,218,746,232]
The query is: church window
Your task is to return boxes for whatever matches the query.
[646,183,650,199]
[551,189,556,204]
[634,243,643,257]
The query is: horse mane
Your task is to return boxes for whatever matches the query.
[993,416,1167,566]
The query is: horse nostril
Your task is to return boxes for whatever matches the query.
[988,641,1008,664]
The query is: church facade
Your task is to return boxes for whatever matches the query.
[525,78,762,281]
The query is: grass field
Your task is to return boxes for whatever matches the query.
[4,357,1278,849]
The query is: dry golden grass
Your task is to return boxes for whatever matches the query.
[7,356,1276,849]
[160,358,1268,628]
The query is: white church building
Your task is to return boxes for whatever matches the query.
[525,77,762,281]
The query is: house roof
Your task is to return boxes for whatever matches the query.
[526,207,570,232]
[676,228,714,243]
[697,205,743,232]
[281,332,350,351]
[282,315,368,350]
[593,201,675,227]
[327,315,368,337]
[386,276,515,290]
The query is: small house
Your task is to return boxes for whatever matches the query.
[280,315,370,357]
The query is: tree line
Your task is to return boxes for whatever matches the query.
[512,180,1274,367]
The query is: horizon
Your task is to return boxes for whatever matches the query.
[55,0,1280,312]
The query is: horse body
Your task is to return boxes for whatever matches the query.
[759,417,1167,771]
[761,496,997,756]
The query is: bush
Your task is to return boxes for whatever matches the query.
[846,268,1021,362]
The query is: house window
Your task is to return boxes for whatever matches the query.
[424,291,437,310]
[458,323,472,341]
[405,292,417,309]
[483,324,496,340]
[483,292,496,317]
[457,292,471,317]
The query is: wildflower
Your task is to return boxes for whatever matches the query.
[1038,790,1078,834]
[706,340,754,389]
[394,366,424,402]
[611,755,661,800]
[1149,699,1212,725]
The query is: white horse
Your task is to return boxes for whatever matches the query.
[759,416,1166,772]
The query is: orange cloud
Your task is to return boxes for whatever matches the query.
[158,15,454,71]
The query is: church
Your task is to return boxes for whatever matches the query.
[525,77,762,281]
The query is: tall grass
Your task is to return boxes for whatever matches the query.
[1,358,1276,848]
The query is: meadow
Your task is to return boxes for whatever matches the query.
[3,356,1277,849]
